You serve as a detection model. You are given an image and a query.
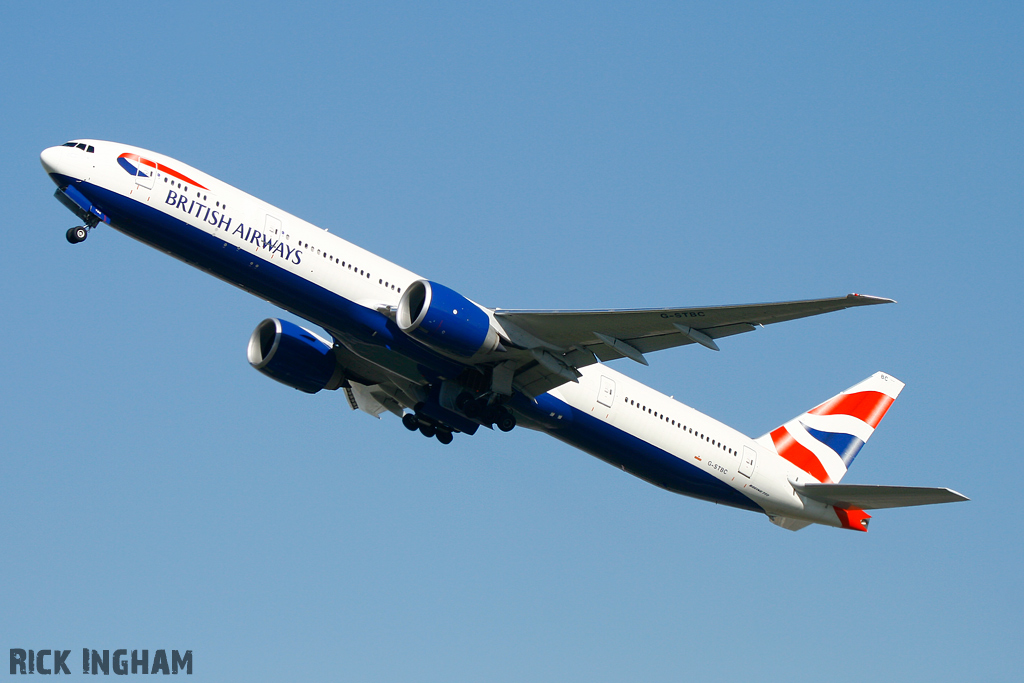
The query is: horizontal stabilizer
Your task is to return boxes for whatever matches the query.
[793,483,969,510]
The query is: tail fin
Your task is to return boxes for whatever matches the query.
[755,372,904,483]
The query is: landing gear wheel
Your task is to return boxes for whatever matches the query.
[435,430,453,445]
[66,226,88,244]
[419,424,436,438]
[402,413,419,431]
[496,410,516,432]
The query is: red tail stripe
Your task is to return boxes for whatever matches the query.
[808,391,894,429]
[833,506,871,532]
[770,427,831,483]
[119,153,209,190]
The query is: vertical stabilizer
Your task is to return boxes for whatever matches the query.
[756,372,904,483]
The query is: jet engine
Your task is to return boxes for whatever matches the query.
[247,318,345,393]
[396,280,501,357]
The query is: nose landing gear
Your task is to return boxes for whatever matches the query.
[66,226,89,244]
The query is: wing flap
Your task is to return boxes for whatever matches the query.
[794,483,969,510]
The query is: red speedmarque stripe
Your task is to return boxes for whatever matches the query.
[770,426,831,483]
[119,153,209,190]
[808,391,894,429]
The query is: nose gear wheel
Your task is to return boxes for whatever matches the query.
[66,226,88,244]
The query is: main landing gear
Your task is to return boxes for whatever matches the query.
[403,412,454,445]
[494,409,516,433]
[455,392,516,432]
[402,401,515,446]
[66,226,89,244]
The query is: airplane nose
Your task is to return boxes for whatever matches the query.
[40,146,62,175]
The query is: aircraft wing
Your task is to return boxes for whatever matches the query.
[494,294,893,396]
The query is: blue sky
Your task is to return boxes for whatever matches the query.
[1,2,1021,680]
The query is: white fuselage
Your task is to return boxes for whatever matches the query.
[41,140,854,530]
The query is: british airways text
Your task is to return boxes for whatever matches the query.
[165,189,302,264]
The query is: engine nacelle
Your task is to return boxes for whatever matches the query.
[396,280,501,357]
[247,318,345,394]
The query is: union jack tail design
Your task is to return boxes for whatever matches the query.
[756,372,904,484]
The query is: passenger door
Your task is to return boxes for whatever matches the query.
[596,376,615,408]
[739,446,757,478]
[135,156,155,190]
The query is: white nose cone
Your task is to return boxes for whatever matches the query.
[40,146,62,175]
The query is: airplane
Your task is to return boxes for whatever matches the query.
[40,139,967,532]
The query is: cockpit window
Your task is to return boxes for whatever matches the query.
[61,142,95,153]
[87,145,94,153]
[62,142,77,147]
